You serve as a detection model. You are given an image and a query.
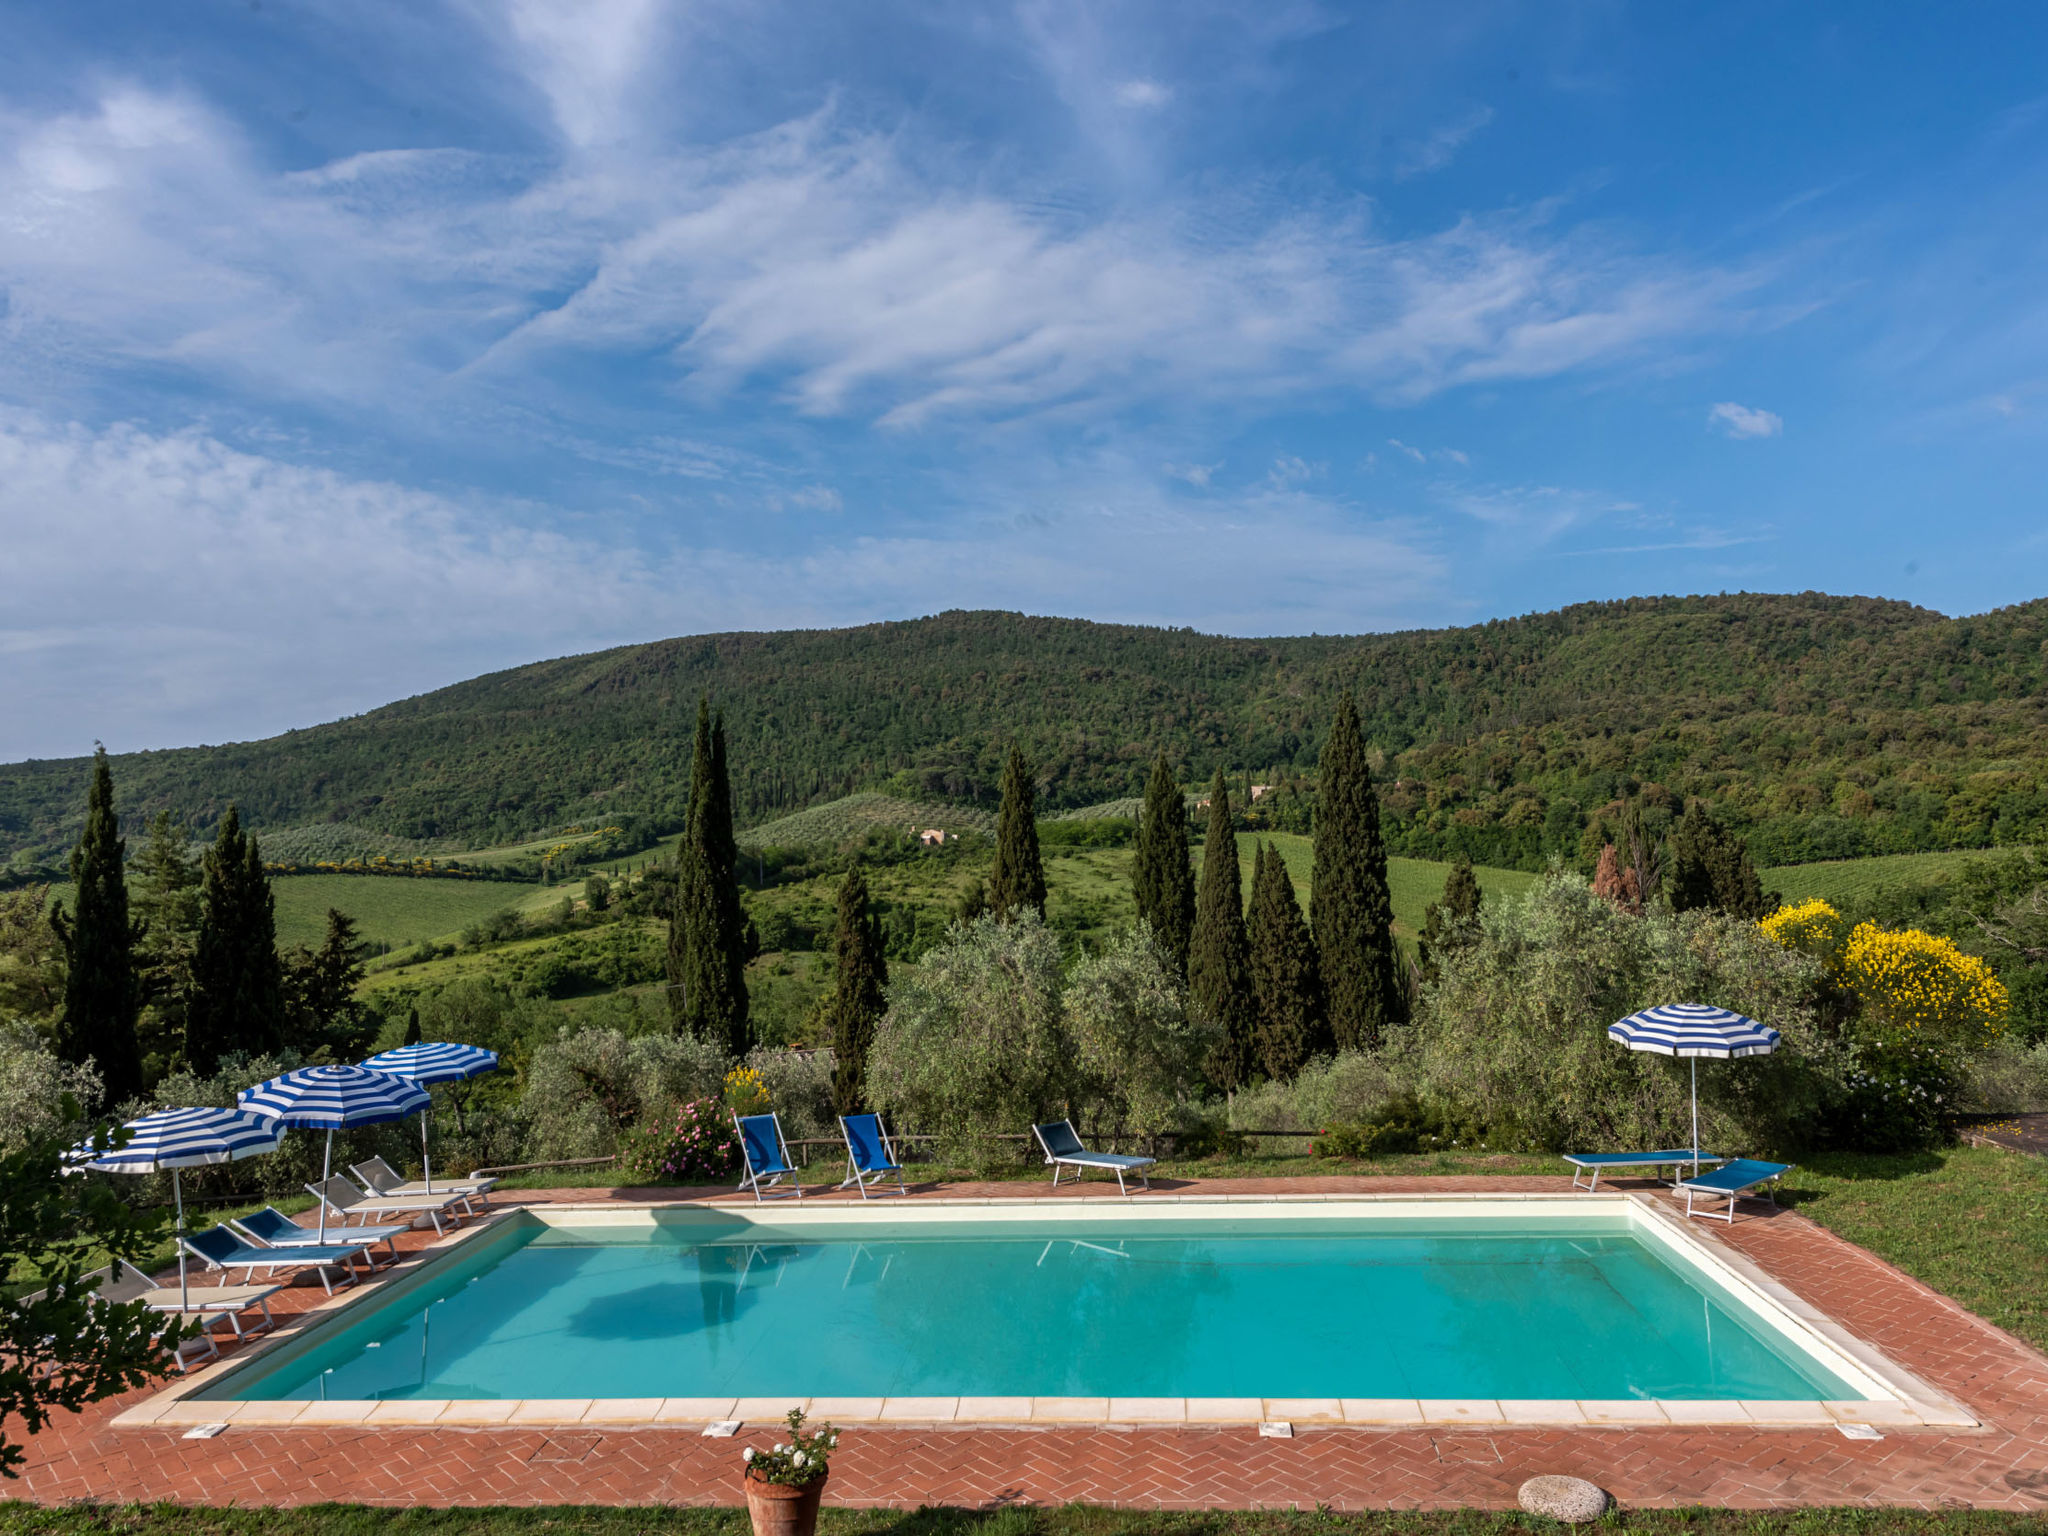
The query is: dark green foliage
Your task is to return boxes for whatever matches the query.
[583,873,611,913]
[1189,771,1254,1089]
[130,812,200,1082]
[1,1103,183,1477]
[988,747,1046,922]
[281,910,378,1063]
[1131,754,1195,974]
[185,806,285,1074]
[1246,841,1327,1079]
[9,598,2048,876]
[1619,796,1664,905]
[1666,803,1777,919]
[669,700,750,1054]
[1311,695,1404,1049]
[402,1007,422,1047]
[1415,856,1483,989]
[952,880,989,924]
[50,749,142,1108]
[825,867,890,1114]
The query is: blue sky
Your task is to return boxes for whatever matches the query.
[2,1,2045,759]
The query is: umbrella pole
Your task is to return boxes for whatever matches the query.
[174,1170,189,1313]
[1690,1058,1700,1174]
[318,1130,333,1243]
[422,1107,433,1195]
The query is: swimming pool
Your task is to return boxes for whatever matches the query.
[184,1198,1927,1420]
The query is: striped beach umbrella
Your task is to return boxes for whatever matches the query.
[69,1106,284,1311]
[361,1043,499,1193]
[239,1066,429,1240]
[1608,1003,1780,1168]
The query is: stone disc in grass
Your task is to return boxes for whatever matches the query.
[1518,1474,1609,1523]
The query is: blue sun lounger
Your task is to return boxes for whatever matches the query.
[1031,1120,1156,1196]
[232,1205,410,1267]
[182,1223,381,1295]
[1563,1150,1725,1192]
[736,1111,803,1202]
[838,1113,908,1198]
[1675,1158,1794,1223]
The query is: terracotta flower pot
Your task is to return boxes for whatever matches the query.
[743,1470,827,1536]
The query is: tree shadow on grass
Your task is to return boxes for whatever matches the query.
[1774,1147,1949,1209]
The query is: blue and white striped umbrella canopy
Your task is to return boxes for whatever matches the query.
[1608,1002,1780,1060]
[68,1106,285,1311]
[238,1064,429,1128]
[68,1105,283,1172]
[360,1041,498,1085]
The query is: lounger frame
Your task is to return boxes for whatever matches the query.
[735,1111,804,1203]
[307,1175,466,1235]
[1032,1119,1156,1196]
[181,1226,378,1296]
[1677,1159,1795,1224]
[353,1155,497,1207]
[1564,1150,1724,1192]
[837,1113,908,1199]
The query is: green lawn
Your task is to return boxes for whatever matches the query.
[6,1501,2044,1535]
[1759,849,2003,908]
[270,873,562,950]
[1774,1146,2048,1351]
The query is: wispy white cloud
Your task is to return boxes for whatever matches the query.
[1707,400,1783,438]
[0,71,1766,438]
[0,410,1449,757]
[1395,105,1494,179]
[1115,79,1172,109]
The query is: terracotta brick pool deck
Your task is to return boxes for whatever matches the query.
[13,1174,2048,1513]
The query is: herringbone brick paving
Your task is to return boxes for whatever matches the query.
[14,1175,2048,1511]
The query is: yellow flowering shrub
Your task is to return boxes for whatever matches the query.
[1759,897,1848,970]
[1839,922,2009,1046]
[723,1064,771,1116]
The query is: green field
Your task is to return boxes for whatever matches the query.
[1760,848,2010,908]
[270,873,565,949]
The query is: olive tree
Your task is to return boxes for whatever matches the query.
[865,913,1069,1169]
[1065,924,1218,1142]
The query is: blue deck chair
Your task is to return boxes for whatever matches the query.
[1563,1150,1725,1192]
[182,1222,381,1295]
[232,1205,410,1266]
[837,1113,908,1199]
[735,1111,803,1202]
[1675,1158,1794,1223]
[1031,1120,1156,1196]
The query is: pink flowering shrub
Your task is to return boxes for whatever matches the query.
[623,1096,739,1182]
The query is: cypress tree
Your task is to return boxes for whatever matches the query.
[1416,855,1483,989]
[825,866,890,1114]
[282,909,376,1063]
[1189,769,1255,1089]
[988,747,1046,922]
[1666,805,1776,919]
[669,698,751,1054]
[1131,753,1195,975]
[187,806,284,1073]
[403,1006,422,1047]
[132,810,201,1077]
[51,746,144,1107]
[1310,694,1404,1050]
[1247,840,1328,1080]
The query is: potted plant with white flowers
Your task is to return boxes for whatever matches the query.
[740,1407,840,1536]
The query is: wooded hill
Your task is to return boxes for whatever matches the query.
[3,593,2045,873]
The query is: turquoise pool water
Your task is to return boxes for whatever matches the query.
[206,1213,1856,1402]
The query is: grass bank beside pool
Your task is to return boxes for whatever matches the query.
[1775,1146,2048,1353]
[6,1503,2047,1535]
